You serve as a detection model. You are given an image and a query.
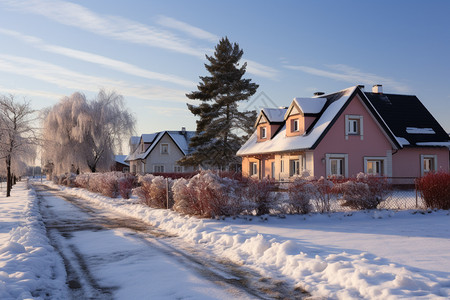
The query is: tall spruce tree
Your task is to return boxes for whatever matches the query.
[179,37,258,170]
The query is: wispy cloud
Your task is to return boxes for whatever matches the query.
[156,16,219,43]
[246,59,279,81]
[0,53,188,103]
[284,64,409,93]
[144,105,191,117]
[0,0,205,58]
[0,0,279,80]
[0,85,64,100]
[0,29,196,88]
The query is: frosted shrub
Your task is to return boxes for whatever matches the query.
[133,174,154,206]
[338,173,391,210]
[339,180,371,209]
[172,178,197,215]
[416,172,450,210]
[243,178,275,215]
[87,173,103,194]
[149,176,172,208]
[74,173,90,189]
[99,173,119,198]
[311,177,335,213]
[134,174,172,208]
[56,173,77,187]
[172,171,237,217]
[287,177,313,214]
[117,174,136,199]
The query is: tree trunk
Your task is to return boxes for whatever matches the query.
[6,156,11,197]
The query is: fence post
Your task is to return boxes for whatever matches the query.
[166,178,169,209]
[415,185,418,208]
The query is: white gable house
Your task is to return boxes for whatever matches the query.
[125,128,196,174]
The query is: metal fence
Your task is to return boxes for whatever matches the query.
[272,177,426,212]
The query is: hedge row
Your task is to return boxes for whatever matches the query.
[54,171,450,217]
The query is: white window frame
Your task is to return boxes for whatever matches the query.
[420,154,437,176]
[154,165,164,173]
[160,143,169,154]
[293,119,299,132]
[364,156,387,176]
[250,162,258,176]
[260,126,267,139]
[271,161,275,179]
[280,159,284,173]
[325,153,348,177]
[174,165,183,173]
[345,115,363,140]
[289,159,300,177]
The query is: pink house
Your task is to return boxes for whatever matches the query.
[237,85,450,182]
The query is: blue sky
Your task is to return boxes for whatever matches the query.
[0,0,449,147]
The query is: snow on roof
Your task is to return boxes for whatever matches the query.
[130,136,140,144]
[261,108,286,123]
[292,97,327,114]
[141,133,158,143]
[168,131,195,155]
[406,127,436,134]
[126,130,196,161]
[115,155,129,166]
[416,142,450,147]
[395,137,410,146]
[237,87,356,156]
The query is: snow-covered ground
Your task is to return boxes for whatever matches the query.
[0,181,68,299]
[2,179,450,299]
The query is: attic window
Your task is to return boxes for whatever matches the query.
[345,115,363,140]
[293,119,299,132]
[160,143,169,154]
[260,127,267,139]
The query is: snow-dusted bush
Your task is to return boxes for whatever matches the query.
[55,173,77,187]
[416,172,450,210]
[172,171,239,217]
[134,174,172,208]
[172,178,197,214]
[74,173,90,189]
[99,173,119,198]
[338,173,391,210]
[287,177,313,214]
[310,177,336,213]
[87,173,103,194]
[132,174,154,206]
[118,174,136,199]
[242,178,276,215]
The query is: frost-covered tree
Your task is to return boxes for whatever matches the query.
[42,89,135,175]
[0,95,37,197]
[179,37,258,170]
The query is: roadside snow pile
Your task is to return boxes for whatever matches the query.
[0,182,67,300]
[54,182,450,299]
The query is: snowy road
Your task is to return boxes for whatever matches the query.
[34,184,307,299]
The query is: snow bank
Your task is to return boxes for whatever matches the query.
[54,182,450,299]
[0,182,67,300]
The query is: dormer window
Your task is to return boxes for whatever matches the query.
[293,119,299,132]
[260,127,267,139]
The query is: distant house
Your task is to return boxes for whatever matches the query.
[112,155,129,172]
[237,85,450,181]
[125,128,196,174]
